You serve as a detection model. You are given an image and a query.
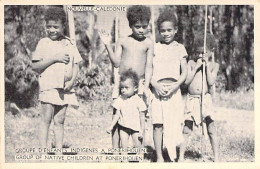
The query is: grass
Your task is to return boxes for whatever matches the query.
[5,91,254,162]
[214,89,254,111]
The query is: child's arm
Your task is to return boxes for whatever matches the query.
[184,59,202,86]
[144,40,154,93]
[206,61,219,86]
[99,30,122,68]
[32,54,70,73]
[166,58,188,96]
[64,63,79,91]
[177,58,188,86]
[151,78,167,96]
[106,110,120,134]
[139,110,146,141]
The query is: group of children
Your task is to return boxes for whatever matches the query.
[32,6,219,162]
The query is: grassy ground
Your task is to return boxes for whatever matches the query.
[5,91,254,163]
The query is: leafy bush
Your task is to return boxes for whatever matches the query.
[5,55,39,108]
[75,64,109,101]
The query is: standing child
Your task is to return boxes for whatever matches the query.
[106,69,147,149]
[32,7,82,150]
[99,5,154,148]
[150,10,188,162]
[179,33,219,162]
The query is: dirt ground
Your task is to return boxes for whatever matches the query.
[5,102,254,163]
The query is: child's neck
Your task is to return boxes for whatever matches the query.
[160,40,175,45]
[129,34,146,41]
[49,35,65,41]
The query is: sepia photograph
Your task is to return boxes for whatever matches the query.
[2,2,255,166]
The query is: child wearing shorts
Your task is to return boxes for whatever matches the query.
[179,33,219,162]
[106,69,147,149]
[150,10,188,162]
[32,7,82,150]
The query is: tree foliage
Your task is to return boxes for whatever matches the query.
[156,5,254,91]
[4,5,254,109]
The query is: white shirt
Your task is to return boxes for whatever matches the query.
[152,41,187,82]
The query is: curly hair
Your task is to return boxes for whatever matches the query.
[127,5,151,27]
[157,9,178,30]
[193,32,217,52]
[120,69,139,87]
[45,7,67,24]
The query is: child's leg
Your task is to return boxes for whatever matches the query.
[132,132,141,148]
[179,120,193,161]
[119,126,130,150]
[53,104,68,149]
[112,108,120,148]
[205,116,219,162]
[38,102,54,148]
[153,124,164,162]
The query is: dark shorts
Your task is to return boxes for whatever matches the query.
[184,115,214,131]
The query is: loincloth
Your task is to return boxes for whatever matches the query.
[184,93,213,126]
[149,79,184,160]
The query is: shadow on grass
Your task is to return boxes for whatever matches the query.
[184,150,202,160]
[144,146,180,162]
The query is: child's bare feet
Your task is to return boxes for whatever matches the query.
[156,156,164,162]
[106,126,113,134]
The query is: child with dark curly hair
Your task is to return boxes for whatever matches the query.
[99,5,154,148]
[150,9,188,162]
[106,69,147,149]
[32,7,82,151]
[180,32,219,162]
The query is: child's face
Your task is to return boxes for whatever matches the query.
[46,19,64,41]
[120,78,137,98]
[131,20,149,39]
[159,21,177,44]
[194,46,212,60]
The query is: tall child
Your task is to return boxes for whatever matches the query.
[150,10,187,162]
[179,33,219,162]
[99,5,154,148]
[32,7,82,150]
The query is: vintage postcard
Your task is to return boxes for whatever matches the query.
[0,0,259,169]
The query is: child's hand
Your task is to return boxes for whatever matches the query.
[64,80,74,91]
[138,131,143,142]
[153,83,167,96]
[99,29,111,45]
[195,57,203,69]
[106,126,113,134]
[55,53,70,64]
[165,83,179,96]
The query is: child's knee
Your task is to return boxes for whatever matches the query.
[41,114,52,124]
[54,115,66,125]
[153,124,163,131]
[183,120,193,135]
[205,117,216,135]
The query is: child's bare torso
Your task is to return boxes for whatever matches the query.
[188,60,215,95]
[119,36,151,78]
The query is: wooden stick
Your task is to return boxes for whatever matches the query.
[201,5,208,136]
[65,5,76,41]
